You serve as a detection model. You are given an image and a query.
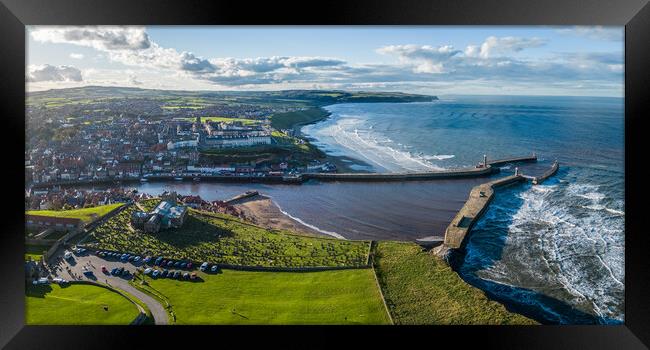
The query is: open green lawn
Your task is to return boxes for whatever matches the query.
[138,269,390,324]
[26,203,124,223]
[374,241,537,325]
[26,283,140,325]
[85,206,370,268]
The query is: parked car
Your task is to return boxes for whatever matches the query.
[200,262,209,271]
[144,268,152,275]
[152,270,160,278]
[134,256,141,263]
[174,262,181,267]
[101,266,108,273]
[173,271,181,279]
[128,255,135,262]
[190,272,197,280]
[111,268,119,275]
[161,270,168,277]
[182,272,189,279]
[210,265,219,273]
[83,270,93,276]
[121,254,129,261]
[187,262,193,269]
[117,267,124,275]
[63,250,73,260]
[154,257,163,265]
[143,256,152,263]
[122,269,130,277]
[161,260,167,266]
[166,261,173,267]
[180,263,187,269]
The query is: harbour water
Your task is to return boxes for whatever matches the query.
[130,95,623,324]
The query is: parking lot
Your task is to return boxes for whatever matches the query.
[48,249,196,325]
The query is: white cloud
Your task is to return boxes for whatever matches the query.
[27,27,622,96]
[465,36,547,59]
[31,26,151,51]
[69,53,84,59]
[556,26,623,41]
[27,64,82,82]
[377,44,461,73]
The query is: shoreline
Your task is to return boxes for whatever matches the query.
[295,106,375,174]
[231,194,343,239]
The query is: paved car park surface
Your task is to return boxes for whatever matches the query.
[48,249,170,325]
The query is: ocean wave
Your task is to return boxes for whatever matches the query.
[465,179,625,323]
[423,154,455,160]
[304,114,446,172]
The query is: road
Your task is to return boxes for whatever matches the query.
[46,249,170,325]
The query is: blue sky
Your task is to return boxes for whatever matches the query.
[26,26,624,97]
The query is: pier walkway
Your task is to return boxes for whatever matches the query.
[303,154,537,182]
[31,154,538,188]
[432,160,560,257]
[442,174,526,249]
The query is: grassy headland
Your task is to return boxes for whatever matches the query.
[270,107,331,131]
[374,241,537,325]
[84,205,370,268]
[135,269,390,324]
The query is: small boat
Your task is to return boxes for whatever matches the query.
[174,177,184,181]
[139,178,148,182]
[193,177,201,182]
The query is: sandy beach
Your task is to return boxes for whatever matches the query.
[231,195,329,237]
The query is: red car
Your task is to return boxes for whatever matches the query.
[101,266,108,273]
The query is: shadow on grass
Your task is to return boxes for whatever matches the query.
[151,215,236,249]
[25,284,53,298]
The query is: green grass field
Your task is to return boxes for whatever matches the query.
[26,203,124,223]
[85,206,370,268]
[138,269,390,324]
[26,283,140,325]
[374,241,537,325]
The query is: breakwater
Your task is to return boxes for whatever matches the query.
[532,160,559,185]
[29,154,538,189]
[303,154,537,182]
[433,160,561,257]
[441,174,526,250]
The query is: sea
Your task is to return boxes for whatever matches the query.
[132,95,624,324]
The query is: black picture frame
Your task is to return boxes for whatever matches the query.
[1,0,648,348]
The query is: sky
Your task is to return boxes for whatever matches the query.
[26,26,624,97]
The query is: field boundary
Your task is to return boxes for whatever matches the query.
[369,241,394,325]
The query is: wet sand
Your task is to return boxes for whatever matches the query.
[232,195,328,238]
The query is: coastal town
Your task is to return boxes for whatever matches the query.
[25,111,335,189]
[24,86,556,328]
